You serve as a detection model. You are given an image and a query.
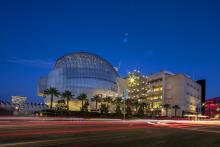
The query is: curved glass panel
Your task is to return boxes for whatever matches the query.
[47,52,119,98]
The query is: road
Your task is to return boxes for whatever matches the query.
[0,117,220,147]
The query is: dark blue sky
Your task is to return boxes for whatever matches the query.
[0,0,220,102]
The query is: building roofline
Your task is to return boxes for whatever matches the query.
[54,51,119,76]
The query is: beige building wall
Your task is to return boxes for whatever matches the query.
[125,70,202,117]
[163,74,201,117]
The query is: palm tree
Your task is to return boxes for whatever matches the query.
[77,93,88,110]
[102,96,113,113]
[163,104,170,117]
[114,97,123,105]
[44,87,60,109]
[172,105,180,117]
[62,90,74,111]
[91,94,102,111]
[103,96,113,108]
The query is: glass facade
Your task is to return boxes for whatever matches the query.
[39,52,120,99]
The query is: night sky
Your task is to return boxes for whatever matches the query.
[0,0,220,103]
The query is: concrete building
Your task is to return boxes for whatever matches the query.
[1,100,48,115]
[196,79,206,114]
[11,96,27,105]
[10,96,48,114]
[205,97,220,118]
[127,70,202,117]
[0,100,14,115]
[20,103,48,114]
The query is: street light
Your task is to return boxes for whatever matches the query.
[123,96,126,120]
[123,89,129,120]
[15,106,19,111]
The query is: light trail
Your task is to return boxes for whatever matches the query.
[1,117,220,138]
[1,117,220,146]
[0,124,150,137]
[0,131,137,147]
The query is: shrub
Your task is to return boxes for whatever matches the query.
[115,105,122,115]
[100,104,108,114]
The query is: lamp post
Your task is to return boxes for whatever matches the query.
[123,89,128,120]
[123,96,126,120]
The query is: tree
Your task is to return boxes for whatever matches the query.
[163,104,170,117]
[101,96,112,113]
[82,100,89,112]
[91,94,102,111]
[125,99,133,116]
[132,99,140,113]
[56,100,67,111]
[125,98,133,107]
[100,104,108,114]
[114,97,123,114]
[126,106,132,116]
[172,105,180,117]
[137,102,147,116]
[77,93,88,111]
[62,90,74,111]
[44,87,60,109]
[103,96,113,108]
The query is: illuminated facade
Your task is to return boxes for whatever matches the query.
[205,97,220,118]
[38,52,123,110]
[127,70,202,117]
[11,96,27,105]
[37,52,202,114]
[11,96,47,113]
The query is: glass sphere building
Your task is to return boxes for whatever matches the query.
[38,52,122,101]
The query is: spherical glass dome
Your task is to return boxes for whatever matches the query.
[47,52,119,98]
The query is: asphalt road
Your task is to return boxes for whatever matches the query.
[0,117,220,147]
